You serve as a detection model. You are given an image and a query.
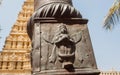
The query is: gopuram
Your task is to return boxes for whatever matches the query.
[0,0,34,75]
[27,0,100,75]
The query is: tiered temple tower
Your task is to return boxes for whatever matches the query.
[0,0,34,75]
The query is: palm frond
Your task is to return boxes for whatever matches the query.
[103,0,120,30]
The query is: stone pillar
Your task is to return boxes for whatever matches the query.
[29,18,100,75]
[27,0,100,75]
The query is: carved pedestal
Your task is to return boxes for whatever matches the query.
[30,18,100,75]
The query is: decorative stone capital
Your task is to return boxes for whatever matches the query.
[34,0,73,10]
[35,0,72,8]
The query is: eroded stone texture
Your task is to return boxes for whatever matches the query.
[28,18,100,75]
[27,0,100,75]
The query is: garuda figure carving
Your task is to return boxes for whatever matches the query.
[43,24,82,69]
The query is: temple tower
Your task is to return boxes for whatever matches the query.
[0,0,34,75]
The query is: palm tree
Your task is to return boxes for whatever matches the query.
[104,0,120,30]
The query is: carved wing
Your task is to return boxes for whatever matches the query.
[70,31,82,44]
[42,36,54,44]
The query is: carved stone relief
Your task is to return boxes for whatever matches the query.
[43,23,82,69]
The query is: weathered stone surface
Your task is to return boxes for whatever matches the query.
[28,18,100,75]
[27,0,100,75]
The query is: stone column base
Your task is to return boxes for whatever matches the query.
[32,68,100,75]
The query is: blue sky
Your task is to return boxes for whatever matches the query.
[0,0,120,71]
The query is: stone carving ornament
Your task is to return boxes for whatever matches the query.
[43,24,82,69]
[27,0,82,40]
